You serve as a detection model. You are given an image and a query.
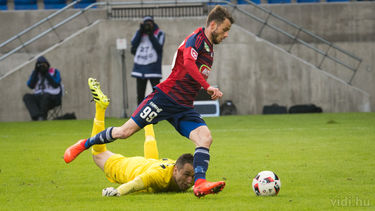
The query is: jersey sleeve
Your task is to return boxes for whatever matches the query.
[183,36,210,90]
[138,167,168,191]
[116,176,145,196]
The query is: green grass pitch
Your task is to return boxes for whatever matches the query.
[0,112,374,210]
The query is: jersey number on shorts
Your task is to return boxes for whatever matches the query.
[140,106,158,122]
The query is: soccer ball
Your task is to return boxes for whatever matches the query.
[252,170,281,196]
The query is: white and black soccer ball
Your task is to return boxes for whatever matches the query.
[252,171,281,196]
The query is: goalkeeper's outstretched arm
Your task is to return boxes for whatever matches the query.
[102,176,145,197]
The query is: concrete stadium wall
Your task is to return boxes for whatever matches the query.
[0,18,370,121]
[232,2,375,110]
[214,26,370,114]
[235,2,375,43]
[1,2,373,47]
[0,18,208,121]
[0,2,374,121]
[280,41,375,110]
[0,9,106,76]
[0,9,106,53]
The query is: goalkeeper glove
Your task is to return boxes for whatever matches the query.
[102,187,119,197]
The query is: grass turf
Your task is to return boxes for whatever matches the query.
[0,112,374,210]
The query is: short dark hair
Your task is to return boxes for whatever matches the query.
[175,153,194,169]
[206,5,234,27]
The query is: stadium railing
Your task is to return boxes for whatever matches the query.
[110,4,205,19]
[233,0,362,84]
[0,0,362,84]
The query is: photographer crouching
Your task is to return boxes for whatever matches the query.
[131,16,165,104]
[23,56,62,121]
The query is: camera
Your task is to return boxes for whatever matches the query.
[141,21,153,34]
[36,63,49,74]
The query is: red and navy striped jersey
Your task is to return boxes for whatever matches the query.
[156,27,214,107]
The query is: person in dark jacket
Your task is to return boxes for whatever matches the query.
[131,16,165,104]
[23,56,62,121]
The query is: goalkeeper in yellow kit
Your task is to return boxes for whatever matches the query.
[68,78,194,196]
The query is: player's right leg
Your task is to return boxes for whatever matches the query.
[88,78,109,156]
[90,100,114,170]
[143,124,159,159]
[64,78,112,163]
[64,78,109,163]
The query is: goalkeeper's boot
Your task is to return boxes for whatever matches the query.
[88,78,110,109]
[64,139,87,163]
[193,179,226,198]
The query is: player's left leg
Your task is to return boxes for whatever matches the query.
[189,125,225,197]
[173,112,225,197]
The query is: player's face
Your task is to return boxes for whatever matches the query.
[173,163,194,191]
[211,18,232,44]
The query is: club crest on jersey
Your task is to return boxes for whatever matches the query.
[204,42,210,52]
[191,48,198,60]
[199,64,211,77]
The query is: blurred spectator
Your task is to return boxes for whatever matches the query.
[131,16,165,104]
[23,56,62,121]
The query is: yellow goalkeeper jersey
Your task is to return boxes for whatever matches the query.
[104,154,180,193]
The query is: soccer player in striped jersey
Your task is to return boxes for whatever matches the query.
[64,5,234,197]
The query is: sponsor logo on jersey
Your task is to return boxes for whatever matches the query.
[204,42,210,52]
[150,102,163,113]
[199,64,211,78]
[191,48,198,60]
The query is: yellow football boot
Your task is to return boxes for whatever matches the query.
[88,78,110,109]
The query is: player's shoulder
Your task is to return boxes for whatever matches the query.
[142,160,174,179]
[185,27,205,49]
[150,158,173,171]
[159,158,176,165]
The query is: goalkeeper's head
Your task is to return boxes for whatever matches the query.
[173,153,194,191]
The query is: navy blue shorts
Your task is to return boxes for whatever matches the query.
[131,88,206,138]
